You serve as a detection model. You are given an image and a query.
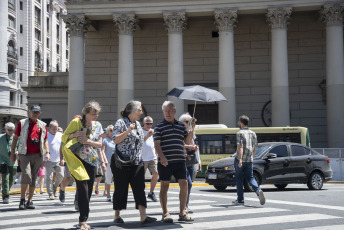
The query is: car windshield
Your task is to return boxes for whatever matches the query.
[254,145,270,158]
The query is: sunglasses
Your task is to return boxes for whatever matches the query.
[109,129,113,132]
[145,123,153,125]
[7,129,14,132]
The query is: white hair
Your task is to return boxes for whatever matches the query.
[49,120,59,127]
[179,113,192,123]
[5,122,15,130]
[143,116,153,123]
[162,101,175,111]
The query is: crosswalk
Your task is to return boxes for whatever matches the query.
[0,187,343,230]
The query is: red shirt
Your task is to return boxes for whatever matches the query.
[15,119,48,154]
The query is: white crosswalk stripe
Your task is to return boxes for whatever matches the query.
[0,189,343,230]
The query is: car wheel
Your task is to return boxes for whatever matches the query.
[214,185,227,191]
[307,171,323,190]
[244,172,260,192]
[274,184,288,190]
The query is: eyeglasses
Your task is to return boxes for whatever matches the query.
[184,120,191,123]
[163,110,174,114]
[33,111,40,114]
[109,129,113,132]
[7,129,14,132]
[145,123,153,125]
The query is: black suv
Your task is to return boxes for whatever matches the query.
[206,142,333,191]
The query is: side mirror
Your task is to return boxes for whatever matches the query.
[264,153,277,160]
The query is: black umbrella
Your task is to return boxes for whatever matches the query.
[166,85,228,123]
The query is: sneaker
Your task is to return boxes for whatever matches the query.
[25,201,35,209]
[49,194,55,200]
[95,187,99,195]
[178,213,194,221]
[107,196,111,202]
[3,197,9,204]
[74,200,79,212]
[256,190,265,205]
[232,200,245,205]
[147,192,158,202]
[19,199,26,210]
[59,190,65,202]
[185,207,193,214]
[162,213,173,223]
[14,179,18,184]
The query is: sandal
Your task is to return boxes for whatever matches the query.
[114,217,124,224]
[140,216,157,225]
[78,222,90,230]
[162,213,173,223]
[178,213,194,222]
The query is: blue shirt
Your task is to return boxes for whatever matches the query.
[102,137,116,162]
[154,119,188,164]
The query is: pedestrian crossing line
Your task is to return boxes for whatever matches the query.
[173,191,344,212]
[5,203,223,230]
[177,213,342,229]
[287,224,344,230]
[0,197,207,219]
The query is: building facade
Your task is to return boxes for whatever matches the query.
[61,0,344,148]
[0,0,69,132]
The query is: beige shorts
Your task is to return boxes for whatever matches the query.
[19,153,43,187]
[144,159,158,175]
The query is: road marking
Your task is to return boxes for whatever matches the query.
[287,225,344,230]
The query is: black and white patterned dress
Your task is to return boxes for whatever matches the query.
[112,117,144,165]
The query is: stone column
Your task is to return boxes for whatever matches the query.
[63,14,89,122]
[0,0,9,106]
[163,12,187,118]
[267,7,292,127]
[113,14,138,118]
[321,3,344,148]
[215,9,237,127]
[51,3,58,71]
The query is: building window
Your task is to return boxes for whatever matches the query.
[10,92,14,106]
[56,64,59,72]
[8,16,15,29]
[47,4,49,12]
[56,13,60,20]
[8,0,16,10]
[66,50,68,59]
[35,29,41,41]
[20,47,23,56]
[20,25,23,33]
[35,7,41,25]
[20,73,23,81]
[20,1,23,10]
[47,18,49,32]
[46,38,49,48]
[46,59,50,71]
[8,64,15,81]
[20,95,23,105]
[57,44,59,54]
[35,51,41,68]
[56,25,59,40]
[66,32,69,45]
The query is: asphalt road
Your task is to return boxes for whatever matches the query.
[0,183,343,229]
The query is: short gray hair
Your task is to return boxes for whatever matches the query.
[82,100,102,116]
[143,116,153,123]
[162,101,175,111]
[49,120,59,127]
[179,113,192,123]
[5,122,15,130]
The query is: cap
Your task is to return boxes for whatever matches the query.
[103,128,107,133]
[30,105,41,112]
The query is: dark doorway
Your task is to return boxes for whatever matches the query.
[187,104,218,124]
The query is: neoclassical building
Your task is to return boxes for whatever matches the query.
[0,0,69,132]
[63,0,344,148]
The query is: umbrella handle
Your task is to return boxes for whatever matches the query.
[189,101,197,132]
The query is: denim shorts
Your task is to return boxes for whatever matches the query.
[158,161,187,181]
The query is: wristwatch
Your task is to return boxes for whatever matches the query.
[46,152,50,154]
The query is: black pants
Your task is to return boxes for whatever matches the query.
[74,160,96,223]
[111,162,147,210]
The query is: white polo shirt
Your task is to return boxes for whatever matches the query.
[142,129,156,162]
[47,132,62,163]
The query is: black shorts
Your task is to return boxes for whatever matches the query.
[158,161,187,181]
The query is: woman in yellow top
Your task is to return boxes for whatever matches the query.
[62,101,106,230]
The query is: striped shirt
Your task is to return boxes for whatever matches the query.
[154,119,188,164]
[236,128,257,162]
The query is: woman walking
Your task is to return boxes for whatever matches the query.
[111,101,157,225]
[101,125,115,201]
[62,101,106,230]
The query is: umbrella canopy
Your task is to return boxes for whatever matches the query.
[166,85,228,102]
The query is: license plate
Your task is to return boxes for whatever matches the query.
[208,173,217,179]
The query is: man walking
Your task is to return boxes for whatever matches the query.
[142,116,158,202]
[0,122,17,204]
[46,120,64,200]
[233,115,265,205]
[10,105,50,210]
[154,101,195,223]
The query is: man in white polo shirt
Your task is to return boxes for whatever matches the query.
[46,120,64,200]
[142,116,158,202]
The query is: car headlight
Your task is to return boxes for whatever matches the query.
[224,165,235,171]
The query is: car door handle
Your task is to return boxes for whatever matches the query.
[307,158,312,164]
[284,159,289,166]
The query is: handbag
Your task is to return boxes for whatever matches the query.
[186,149,199,167]
[111,136,139,170]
